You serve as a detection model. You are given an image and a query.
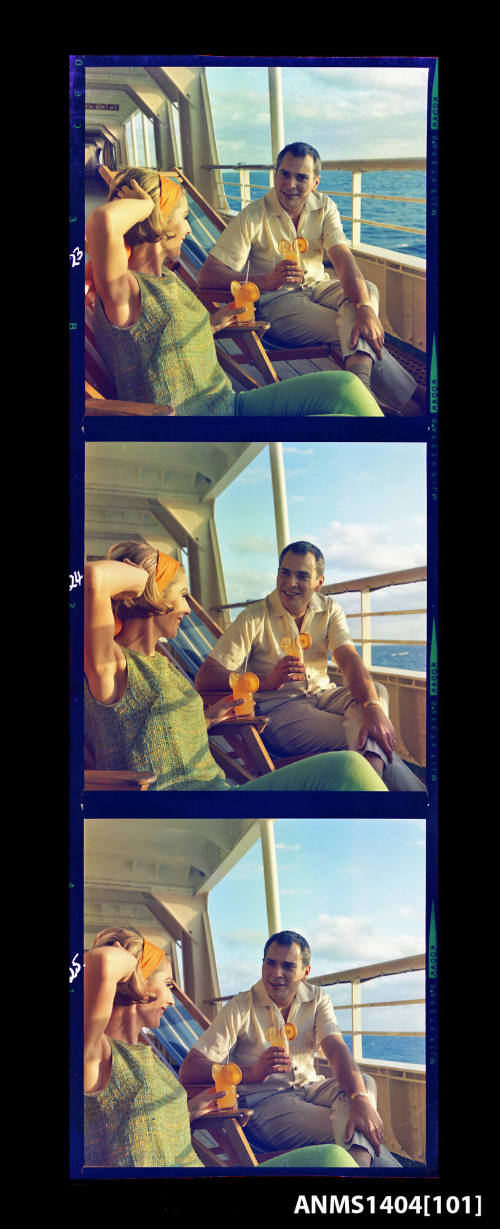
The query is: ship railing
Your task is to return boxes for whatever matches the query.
[211,566,427,673]
[205,953,426,1068]
[202,158,426,257]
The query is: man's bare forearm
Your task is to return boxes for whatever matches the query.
[198,255,241,289]
[195,657,231,693]
[179,1049,215,1085]
[199,254,274,294]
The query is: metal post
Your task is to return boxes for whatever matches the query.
[351,978,363,1061]
[260,820,281,934]
[352,170,362,248]
[269,443,290,556]
[268,68,285,167]
[360,588,372,667]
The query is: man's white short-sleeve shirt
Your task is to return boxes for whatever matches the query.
[191,978,342,1095]
[209,588,354,699]
[209,187,348,299]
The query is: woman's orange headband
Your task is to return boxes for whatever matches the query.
[140,939,166,980]
[158,173,182,217]
[113,551,181,637]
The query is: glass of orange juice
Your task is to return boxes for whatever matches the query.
[211,1061,242,1109]
[265,1021,298,1056]
[230,280,260,322]
[280,632,311,664]
[228,670,260,716]
[278,236,308,267]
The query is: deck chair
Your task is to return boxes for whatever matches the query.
[172,168,427,410]
[83,739,157,791]
[140,979,293,1167]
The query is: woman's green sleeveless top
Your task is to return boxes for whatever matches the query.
[84,647,228,790]
[84,1038,203,1168]
[93,270,236,415]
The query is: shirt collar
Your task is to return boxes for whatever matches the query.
[267,587,327,619]
[266,186,323,221]
[252,977,316,1007]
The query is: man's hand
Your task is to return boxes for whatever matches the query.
[243,1047,293,1082]
[345,1095,384,1157]
[350,305,384,361]
[261,656,306,691]
[357,705,396,763]
[262,260,304,292]
[204,695,244,728]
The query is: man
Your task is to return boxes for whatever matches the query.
[179,930,402,1167]
[198,142,425,416]
[195,540,426,791]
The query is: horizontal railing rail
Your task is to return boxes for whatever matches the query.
[202,159,426,251]
[211,567,427,670]
[204,953,426,1065]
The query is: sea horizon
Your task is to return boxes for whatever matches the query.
[222,169,426,261]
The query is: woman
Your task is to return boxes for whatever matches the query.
[85,167,383,417]
[83,542,388,792]
[84,926,358,1169]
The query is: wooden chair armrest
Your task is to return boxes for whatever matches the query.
[183,1084,254,1128]
[209,716,268,735]
[190,1107,253,1128]
[215,321,270,338]
[84,400,175,416]
[83,769,157,791]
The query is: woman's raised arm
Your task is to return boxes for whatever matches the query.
[84,944,138,1093]
[86,180,154,326]
[84,559,148,703]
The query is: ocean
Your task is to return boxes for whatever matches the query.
[363,645,426,674]
[344,1034,425,1066]
[221,169,426,260]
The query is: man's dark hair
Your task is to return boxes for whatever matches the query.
[263,930,312,968]
[276,143,321,176]
[278,541,325,577]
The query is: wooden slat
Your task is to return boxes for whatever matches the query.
[84,400,175,416]
[83,769,157,790]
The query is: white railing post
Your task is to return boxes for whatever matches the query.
[352,170,362,246]
[352,978,362,1061]
[240,167,251,209]
[360,588,372,667]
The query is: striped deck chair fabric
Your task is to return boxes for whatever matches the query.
[157,608,218,678]
[144,998,206,1070]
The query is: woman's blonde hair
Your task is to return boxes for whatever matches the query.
[91,926,170,1007]
[108,167,183,247]
[107,540,186,625]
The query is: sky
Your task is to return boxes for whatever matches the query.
[208,819,426,1034]
[213,441,427,639]
[205,64,429,163]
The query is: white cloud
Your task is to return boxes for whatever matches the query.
[305,912,424,970]
[218,926,267,948]
[322,520,426,577]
